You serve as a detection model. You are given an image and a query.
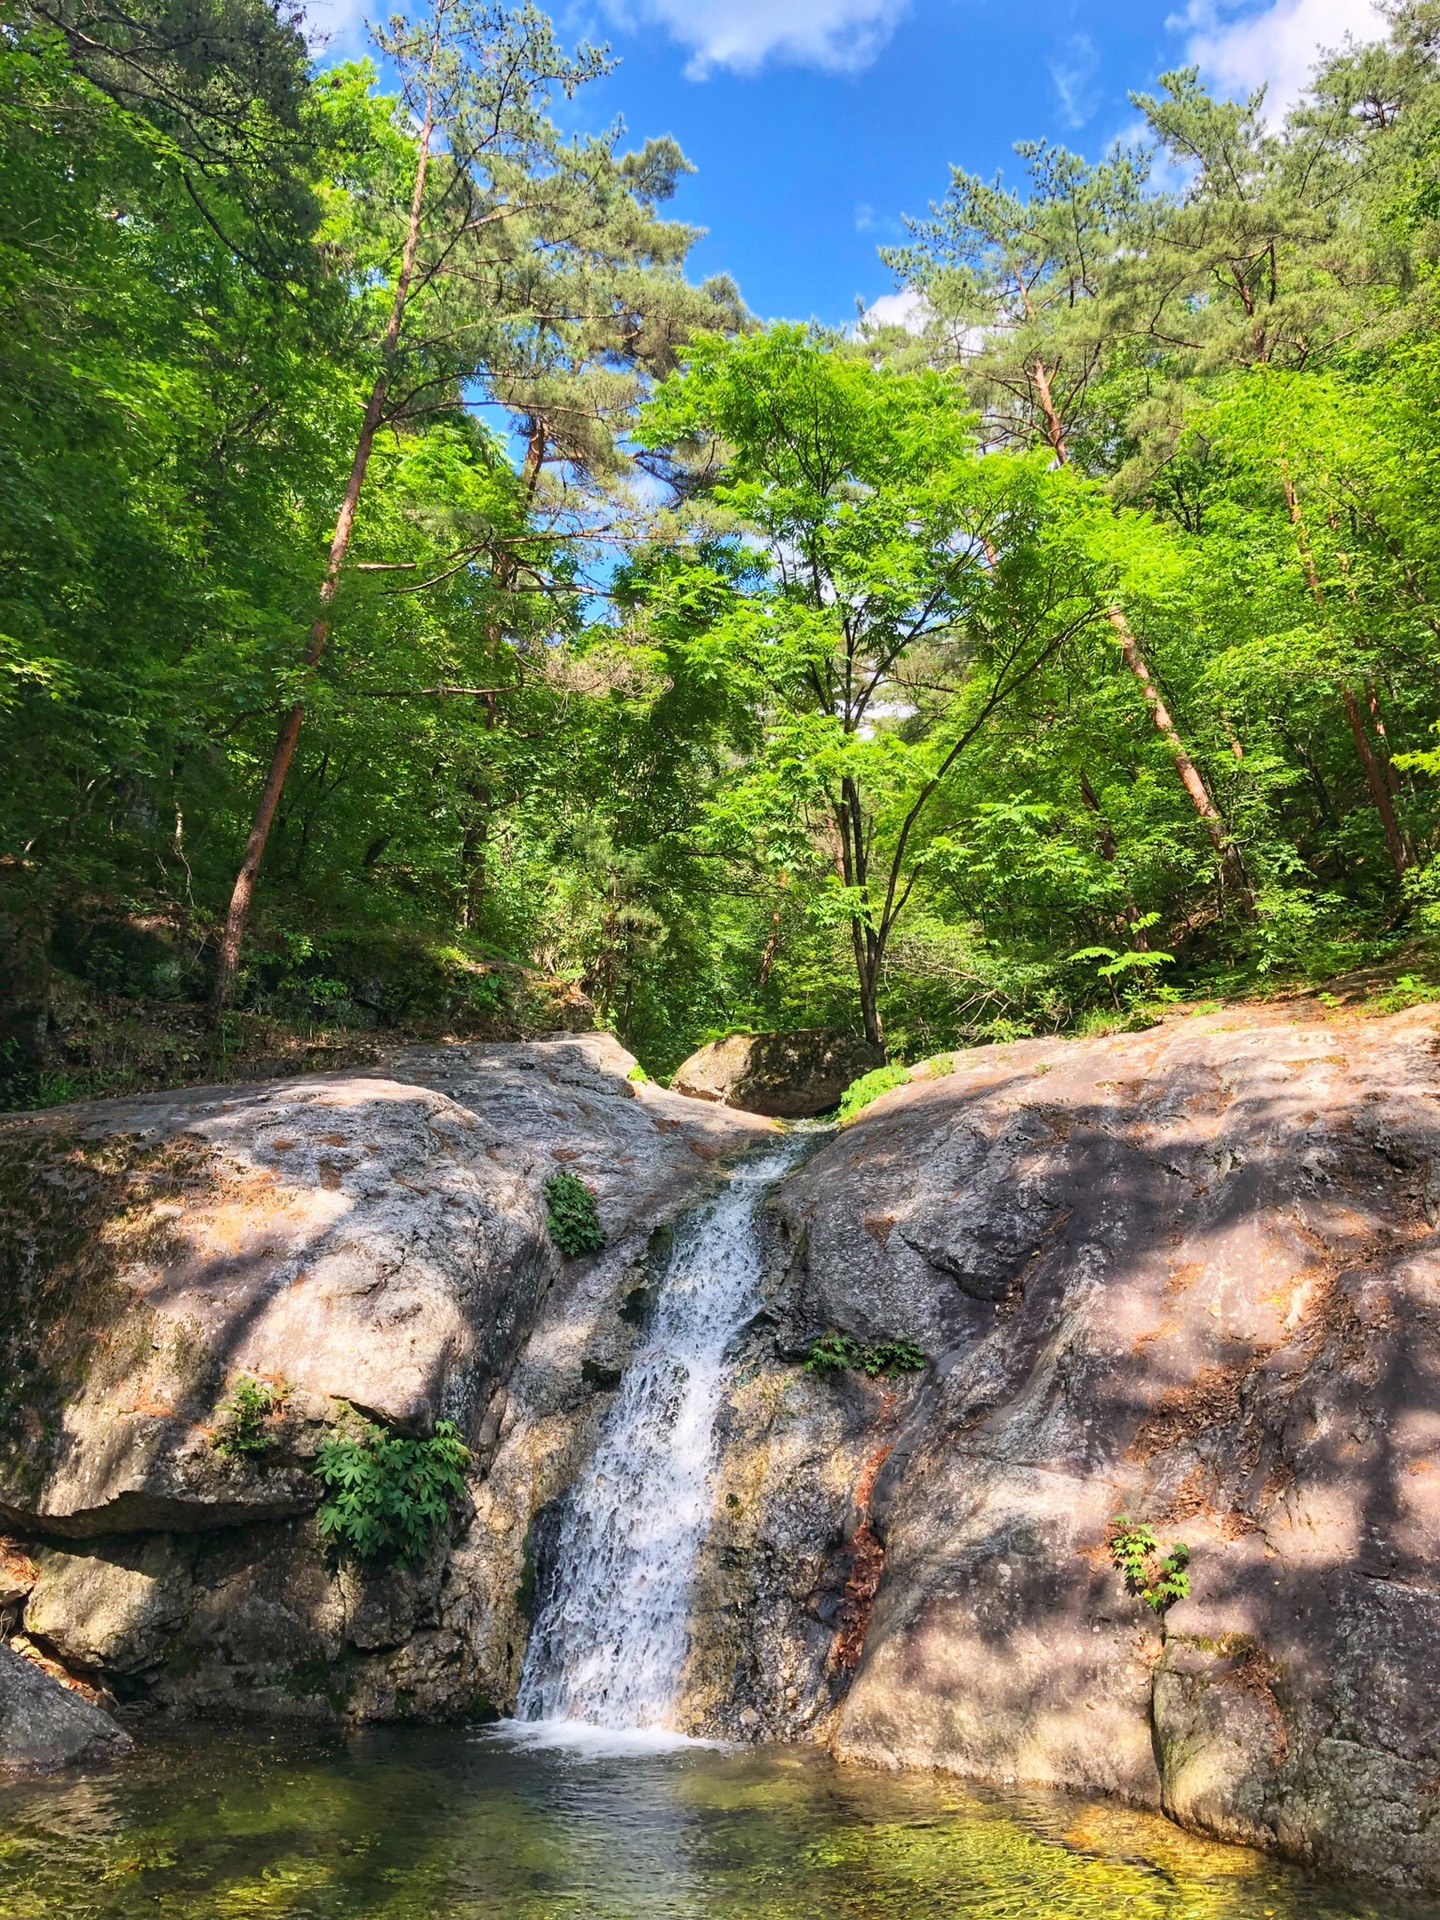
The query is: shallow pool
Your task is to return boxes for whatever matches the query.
[0,1722,1432,1920]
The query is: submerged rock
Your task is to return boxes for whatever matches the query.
[677,1001,1440,1893]
[0,1643,131,1773]
[672,1029,882,1118]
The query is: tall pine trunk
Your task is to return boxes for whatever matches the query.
[211,60,440,1014]
[1032,357,1245,894]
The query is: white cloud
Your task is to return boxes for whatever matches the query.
[601,0,909,77]
[1180,0,1386,117]
[1048,32,1100,128]
[304,0,371,57]
[861,287,932,331]
[306,0,905,80]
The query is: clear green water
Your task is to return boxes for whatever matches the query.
[0,1724,1432,1920]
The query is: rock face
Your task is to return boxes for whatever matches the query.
[671,1029,883,1118]
[677,1002,1440,1895]
[0,1644,132,1772]
[0,1033,771,1722]
[7,1000,1440,1895]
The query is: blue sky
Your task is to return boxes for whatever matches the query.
[310,0,1387,327]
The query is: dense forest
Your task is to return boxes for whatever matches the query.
[6,0,1440,1102]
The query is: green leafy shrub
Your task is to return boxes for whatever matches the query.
[214,1376,282,1456]
[803,1330,861,1374]
[838,1063,911,1120]
[1370,972,1440,1014]
[804,1331,927,1377]
[861,1339,928,1376]
[1107,1518,1191,1613]
[543,1172,607,1256]
[316,1418,470,1563]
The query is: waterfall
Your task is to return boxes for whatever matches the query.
[515,1134,809,1732]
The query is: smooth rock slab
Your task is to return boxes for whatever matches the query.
[691,1001,1440,1894]
[0,1033,768,1540]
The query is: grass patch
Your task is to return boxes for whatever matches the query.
[213,1375,284,1456]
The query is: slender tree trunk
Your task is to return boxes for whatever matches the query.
[1366,685,1404,799]
[1333,544,1410,814]
[1078,769,1117,862]
[1032,356,1242,888]
[1106,605,1232,856]
[850,913,884,1052]
[1340,684,1411,877]
[211,60,440,1014]
[758,870,788,986]
[832,778,885,1052]
[459,786,491,930]
[1281,466,1410,880]
[1107,609,1246,893]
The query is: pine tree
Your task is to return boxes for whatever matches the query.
[211,0,734,1007]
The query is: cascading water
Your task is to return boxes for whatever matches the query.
[516,1134,810,1733]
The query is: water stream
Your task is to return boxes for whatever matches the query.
[516,1134,810,1732]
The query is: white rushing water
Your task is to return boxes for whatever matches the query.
[515,1135,810,1733]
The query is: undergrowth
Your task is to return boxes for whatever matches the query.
[838,1063,911,1120]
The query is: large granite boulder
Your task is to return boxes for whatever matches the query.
[680,1001,1440,1895]
[0,1644,131,1772]
[0,1034,771,1719]
[0,1032,767,1539]
[671,1029,883,1118]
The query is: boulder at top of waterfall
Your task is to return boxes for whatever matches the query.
[670,1030,883,1118]
[0,1643,132,1773]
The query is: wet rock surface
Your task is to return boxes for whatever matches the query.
[671,1029,882,1118]
[681,1002,1440,1893]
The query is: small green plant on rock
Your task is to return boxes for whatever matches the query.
[1108,1517,1191,1614]
[804,1330,861,1373]
[1371,972,1439,1014]
[804,1330,927,1378]
[214,1375,283,1456]
[838,1063,911,1121]
[543,1172,606,1256]
[316,1417,470,1563]
[862,1338,928,1376]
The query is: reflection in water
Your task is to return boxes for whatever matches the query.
[0,1725,1433,1920]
